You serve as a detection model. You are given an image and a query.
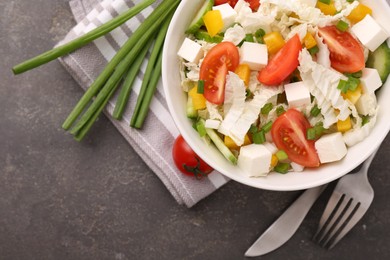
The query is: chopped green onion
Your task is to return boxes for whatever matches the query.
[310,105,321,117]
[197,80,205,94]
[319,0,331,4]
[314,122,325,136]
[362,115,370,126]
[274,162,290,174]
[347,76,360,91]
[262,121,273,133]
[307,127,316,140]
[196,120,207,137]
[261,103,273,115]
[347,0,355,3]
[254,29,266,43]
[253,130,266,144]
[246,89,253,99]
[276,106,286,116]
[255,28,266,38]
[308,45,319,55]
[337,79,349,93]
[336,20,349,32]
[249,124,258,134]
[12,0,156,74]
[348,70,363,78]
[275,150,288,161]
[245,34,255,42]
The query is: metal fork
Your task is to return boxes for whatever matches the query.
[313,148,378,249]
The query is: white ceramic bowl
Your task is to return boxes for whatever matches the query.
[162,0,390,191]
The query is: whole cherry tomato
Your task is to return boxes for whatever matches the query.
[172,135,214,179]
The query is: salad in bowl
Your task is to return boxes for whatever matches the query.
[162,0,390,190]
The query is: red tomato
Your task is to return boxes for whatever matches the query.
[318,26,365,73]
[214,0,260,11]
[172,135,214,179]
[200,42,239,105]
[257,34,302,86]
[214,0,238,7]
[246,0,260,11]
[271,109,320,168]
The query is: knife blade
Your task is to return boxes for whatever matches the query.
[245,185,327,257]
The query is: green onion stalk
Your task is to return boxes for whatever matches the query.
[12,0,156,74]
[62,0,180,132]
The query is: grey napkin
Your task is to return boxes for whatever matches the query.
[58,0,230,208]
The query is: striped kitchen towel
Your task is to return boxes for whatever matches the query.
[58,0,230,207]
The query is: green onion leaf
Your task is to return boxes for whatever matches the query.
[307,127,316,140]
[196,120,207,137]
[336,20,349,32]
[249,124,258,134]
[308,45,319,55]
[197,80,205,94]
[310,105,321,117]
[275,150,288,161]
[274,162,290,174]
[261,103,273,115]
[262,121,273,133]
[253,130,266,144]
[337,79,349,93]
[319,0,331,4]
[276,106,286,116]
[12,0,156,74]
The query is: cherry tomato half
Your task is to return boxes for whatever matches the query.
[214,0,238,7]
[271,109,320,168]
[257,34,302,86]
[318,25,365,73]
[214,0,260,11]
[200,42,239,105]
[172,135,214,179]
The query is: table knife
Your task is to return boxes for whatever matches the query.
[245,185,327,257]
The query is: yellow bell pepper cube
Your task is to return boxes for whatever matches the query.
[235,64,251,87]
[337,116,352,133]
[224,135,251,150]
[263,31,285,55]
[271,154,279,168]
[303,33,317,49]
[203,10,223,37]
[347,3,372,24]
[188,86,206,110]
[316,1,337,16]
[341,85,362,104]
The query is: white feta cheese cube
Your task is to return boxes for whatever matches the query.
[355,93,377,116]
[177,38,204,64]
[240,42,268,71]
[315,132,347,164]
[359,68,382,94]
[351,15,389,52]
[284,81,311,108]
[263,142,278,154]
[213,3,237,32]
[238,144,272,177]
[205,119,221,129]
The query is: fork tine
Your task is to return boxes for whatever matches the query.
[313,192,345,243]
[326,203,370,249]
[313,192,343,240]
[321,199,360,248]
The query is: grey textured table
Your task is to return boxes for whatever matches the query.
[1,1,390,259]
